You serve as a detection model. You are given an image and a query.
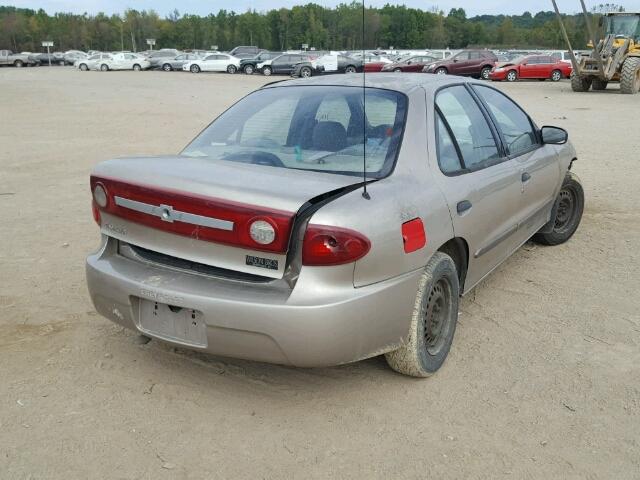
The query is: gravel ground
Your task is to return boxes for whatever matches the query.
[1,68,638,479]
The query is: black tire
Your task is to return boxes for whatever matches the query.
[133,64,141,71]
[345,65,357,73]
[506,70,518,82]
[100,64,109,72]
[481,66,492,80]
[533,174,584,246]
[243,64,254,74]
[300,66,312,77]
[592,78,608,90]
[79,63,88,71]
[435,67,448,75]
[385,252,459,377]
[162,63,172,71]
[551,69,562,82]
[190,64,200,73]
[571,74,592,92]
[262,66,272,76]
[227,64,237,74]
[620,57,640,94]
[393,67,402,73]
[14,60,23,68]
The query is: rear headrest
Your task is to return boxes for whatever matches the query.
[312,121,347,152]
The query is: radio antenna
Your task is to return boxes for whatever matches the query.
[361,0,370,200]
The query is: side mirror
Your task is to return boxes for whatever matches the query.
[453,59,459,63]
[541,126,568,145]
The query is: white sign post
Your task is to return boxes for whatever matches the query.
[301,43,309,52]
[146,39,156,51]
[211,45,218,51]
[42,41,54,66]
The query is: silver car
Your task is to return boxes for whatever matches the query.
[159,53,202,71]
[86,74,584,377]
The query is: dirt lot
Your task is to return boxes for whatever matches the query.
[1,67,639,479]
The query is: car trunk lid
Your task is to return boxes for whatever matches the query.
[91,156,359,279]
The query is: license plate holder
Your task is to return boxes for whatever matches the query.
[138,299,207,348]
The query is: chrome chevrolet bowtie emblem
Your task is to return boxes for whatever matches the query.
[114,196,234,231]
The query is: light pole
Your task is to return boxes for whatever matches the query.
[120,19,125,52]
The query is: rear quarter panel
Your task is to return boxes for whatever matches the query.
[307,87,454,288]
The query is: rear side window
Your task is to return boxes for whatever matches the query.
[435,114,463,174]
[474,86,538,156]
[435,86,500,171]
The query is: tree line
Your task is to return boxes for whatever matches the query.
[0,3,626,54]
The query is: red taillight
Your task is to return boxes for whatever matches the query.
[91,200,101,226]
[89,175,294,253]
[302,225,370,266]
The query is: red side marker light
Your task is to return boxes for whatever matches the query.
[402,218,426,253]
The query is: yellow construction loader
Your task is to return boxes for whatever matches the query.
[552,0,640,93]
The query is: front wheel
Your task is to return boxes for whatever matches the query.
[533,174,584,246]
[262,66,272,76]
[592,78,608,90]
[435,67,447,75]
[190,64,200,73]
[79,63,88,71]
[385,252,459,377]
[345,65,357,73]
[100,64,109,71]
[162,63,172,71]
[227,65,237,74]
[571,74,592,92]
[243,64,254,74]
[393,67,402,73]
[506,70,518,82]
[133,64,142,71]
[551,69,562,82]
[481,66,492,80]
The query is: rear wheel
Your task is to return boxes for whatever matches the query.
[480,66,492,80]
[571,74,592,92]
[551,69,562,82]
[533,174,584,246]
[79,63,88,71]
[506,70,518,82]
[620,57,640,94]
[162,63,172,71]
[393,67,402,73]
[300,66,312,78]
[435,67,448,75]
[14,60,23,68]
[243,64,254,74]
[345,65,357,73]
[385,252,459,377]
[592,78,608,90]
[100,63,109,71]
[262,66,272,76]
[190,64,200,73]
[227,64,237,74]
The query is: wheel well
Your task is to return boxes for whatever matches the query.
[481,64,493,70]
[436,66,448,72]
[437,238,469,291]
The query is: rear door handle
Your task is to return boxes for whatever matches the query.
[457,200,472,215]
[521,172,531,182]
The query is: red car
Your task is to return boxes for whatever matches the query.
[490,54,572,82]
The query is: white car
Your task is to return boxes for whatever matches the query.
[96,53,151,71]
[183,53,240,74]
[75,53,113,71]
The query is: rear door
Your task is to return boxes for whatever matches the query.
[473,85,561,243]
[271,55,289,73]
[431,84,524,289]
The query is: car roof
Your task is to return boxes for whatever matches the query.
[264,73,478,95]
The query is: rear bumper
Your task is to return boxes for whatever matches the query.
[86,237,421,367]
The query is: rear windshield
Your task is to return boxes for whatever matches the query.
[182,85,407,178]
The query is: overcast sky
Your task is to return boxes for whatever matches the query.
[5,0,640,17]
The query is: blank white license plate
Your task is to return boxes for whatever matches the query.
[138,300,207,348]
